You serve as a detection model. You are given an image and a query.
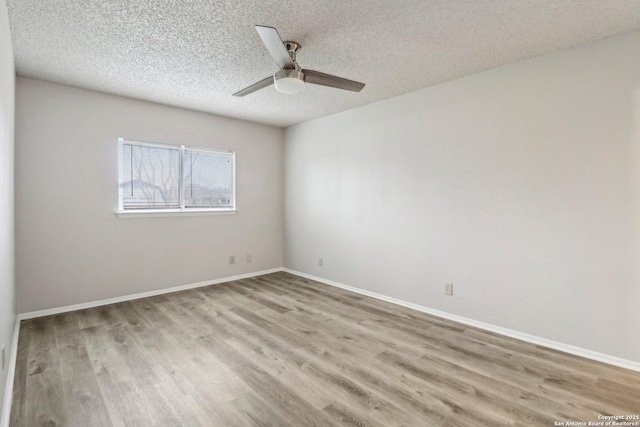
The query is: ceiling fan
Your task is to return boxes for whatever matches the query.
[233,25,365,97]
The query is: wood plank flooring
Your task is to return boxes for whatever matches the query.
[10,272,640,426]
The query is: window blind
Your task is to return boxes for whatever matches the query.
[118,139,235,212]
[183,149,234,208]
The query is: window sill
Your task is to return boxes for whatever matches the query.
[116,209,238,219]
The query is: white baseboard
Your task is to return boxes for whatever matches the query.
[18,268,284,321]
[283,268,640,373]
[1,318,20,427]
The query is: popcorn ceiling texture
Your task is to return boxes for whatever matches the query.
[6,0,640,127]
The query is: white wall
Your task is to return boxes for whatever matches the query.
[0,0,15,421]
[285,30,640,363]
[15,78,284,313]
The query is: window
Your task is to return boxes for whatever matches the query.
[118,138,235,214]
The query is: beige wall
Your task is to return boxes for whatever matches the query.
[15,78,284,313]
[285,31,640,363]
[0,0,15,421]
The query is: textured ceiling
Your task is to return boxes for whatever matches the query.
[7,1,640,127]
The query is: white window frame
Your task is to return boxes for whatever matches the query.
[117,138,237,218]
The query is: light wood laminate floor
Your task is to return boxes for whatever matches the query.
[10,272,640,426]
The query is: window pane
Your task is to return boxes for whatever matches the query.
[120,142,181,209]
[183,149,233,208]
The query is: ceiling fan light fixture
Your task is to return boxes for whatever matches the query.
[274,69,305,94]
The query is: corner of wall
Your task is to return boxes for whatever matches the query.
[0,0,17,423]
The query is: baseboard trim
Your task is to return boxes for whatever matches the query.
[18,268,285,321]
[1,318,20,427]
[283,268,640,373]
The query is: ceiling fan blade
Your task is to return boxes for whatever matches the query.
[232,76,274,97]
[255,25,295,69]
[303,70,365,92]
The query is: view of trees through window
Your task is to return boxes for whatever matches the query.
[183,149,233,208]
[119,139,234,210]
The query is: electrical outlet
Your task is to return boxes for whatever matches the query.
[444,283,453,296]
[318,257,323,267]
[246,254,252,263]
[2,345,5,371]
[229,255,235,265]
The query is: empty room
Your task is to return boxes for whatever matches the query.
[1,0,640,426]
